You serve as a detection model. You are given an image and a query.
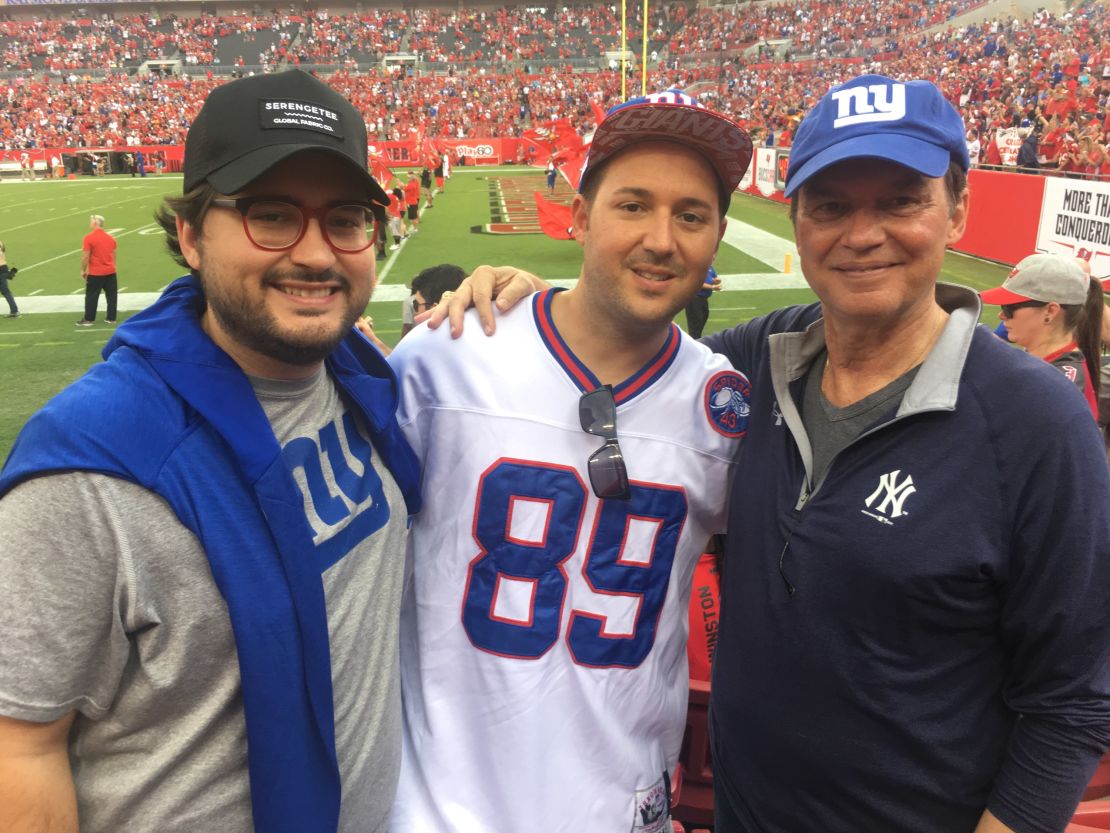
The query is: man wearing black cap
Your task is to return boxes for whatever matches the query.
[444,74,1110,833]
[387,89,753,833]
[0,69,418,833]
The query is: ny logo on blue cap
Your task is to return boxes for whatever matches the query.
[831,83,906,128]
[784,74,968,197]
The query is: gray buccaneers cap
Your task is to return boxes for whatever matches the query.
[183,69,388,204]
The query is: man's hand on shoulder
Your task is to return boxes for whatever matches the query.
[354,315,392,357]
[423,265,549,338]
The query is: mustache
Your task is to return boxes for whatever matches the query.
[624,254,684,274]
[262,267,351,290]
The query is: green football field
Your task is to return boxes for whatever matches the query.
[0,167,1010,459]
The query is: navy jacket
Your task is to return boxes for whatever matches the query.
[704,285,1110,833]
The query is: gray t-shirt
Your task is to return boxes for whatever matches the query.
[0,368,408,833]
[802,352,919,486]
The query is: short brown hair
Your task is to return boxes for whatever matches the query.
[154,184,219,272]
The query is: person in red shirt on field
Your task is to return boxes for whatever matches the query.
[77,214,118,326]
[403,171,421,232]
[388,181,408,249]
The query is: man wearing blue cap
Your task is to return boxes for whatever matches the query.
[701,74,1110,833]
[442,73,1110,833]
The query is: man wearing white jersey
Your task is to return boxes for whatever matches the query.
[388,91,753,833]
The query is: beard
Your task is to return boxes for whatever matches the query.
[201,264,366,367]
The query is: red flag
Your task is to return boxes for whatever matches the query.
[522,123,557,153]
[367,149,392,193]
[552,143,589,191]
[534,192,574,241]
[550,118,582,151]
[590,99,607,127]
[421,136,440,168]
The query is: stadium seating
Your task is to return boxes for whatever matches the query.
[0,0,1106,179]
[1067,802,1110,832]
[1084,755,1110,801]
[671,679,714,828]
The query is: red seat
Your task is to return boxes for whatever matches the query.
[1083,754,1110,801]
[1066,800,1110,832]
[671,679,714,828]
[1065,756,1110,833]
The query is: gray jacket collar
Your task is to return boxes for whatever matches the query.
[769,283,980,416]
[767,284,982,496]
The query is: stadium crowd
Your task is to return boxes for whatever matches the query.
[0,0,1107,176]
[666,0,981,60]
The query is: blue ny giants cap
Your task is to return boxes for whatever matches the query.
[582,89,753,209]
[784,74,969,197]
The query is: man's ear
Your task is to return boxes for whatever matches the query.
[946,188,971,246]
[177,215,202,271]
[571,194,589,245]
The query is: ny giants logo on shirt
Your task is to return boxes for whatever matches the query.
[831,83,907,128]
[281,411,390,572]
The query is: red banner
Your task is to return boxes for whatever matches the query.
[957,169,1045,265]
[534,192,574,240]
[0,146,183,175]
[367,138,518,168]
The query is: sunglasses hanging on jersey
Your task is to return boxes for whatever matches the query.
[579,386,631,501]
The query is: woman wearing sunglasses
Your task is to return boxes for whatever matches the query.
[981,252,1104,418]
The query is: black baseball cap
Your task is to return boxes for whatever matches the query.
[184,69,388,204]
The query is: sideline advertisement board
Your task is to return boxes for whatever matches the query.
[1036,177,1110,280]
[7,140,1108,276]
[369,138,513,167]
[753,147,779,198]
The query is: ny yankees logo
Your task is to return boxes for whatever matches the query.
[862,469,916,525]
[832,83,907,128]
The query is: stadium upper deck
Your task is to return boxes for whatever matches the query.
[0,0,1107,178]
[0,0,983,72]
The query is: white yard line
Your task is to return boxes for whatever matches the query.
[20,223,159,274]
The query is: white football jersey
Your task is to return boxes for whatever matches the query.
[388,290,749,833]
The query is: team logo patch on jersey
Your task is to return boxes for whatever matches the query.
[704,370,752,438]
[630,776,670,833]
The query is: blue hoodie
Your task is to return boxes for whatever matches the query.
[0,276,421,833]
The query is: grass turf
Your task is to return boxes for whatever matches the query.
[0,167,1010,459]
